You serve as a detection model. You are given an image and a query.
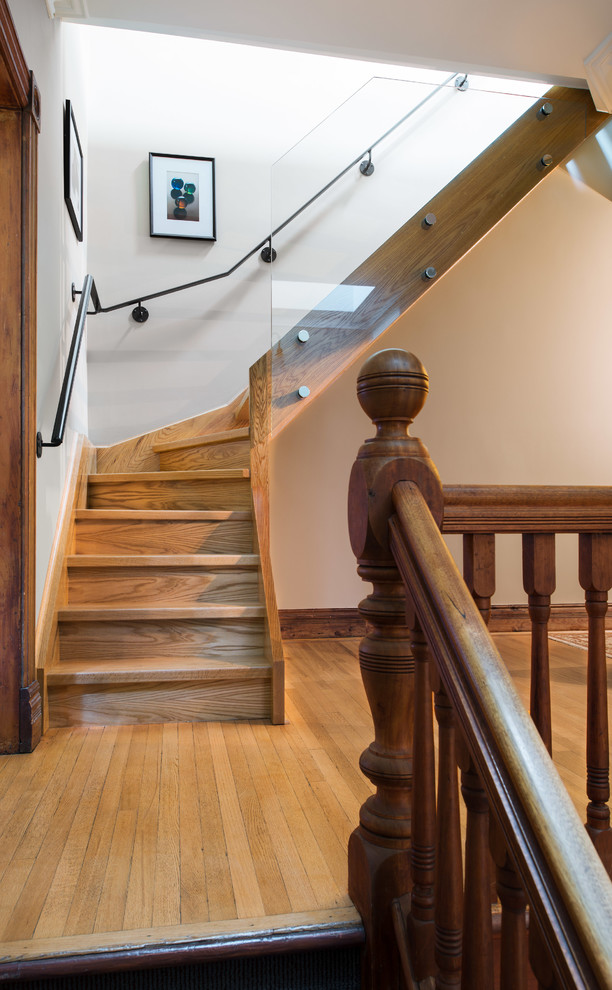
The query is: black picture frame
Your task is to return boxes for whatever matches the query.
[64,100,83,242]
[149,152,216,241]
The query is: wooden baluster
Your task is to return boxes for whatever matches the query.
[347,349,444,990]
[463,533,496,627]
[490,819,529,990]
[457,737,493,989]
[522,533,556,754]
[432,672,463,989]
[579,532,612,878]
[405,618,437,981]
[463,533,498,907]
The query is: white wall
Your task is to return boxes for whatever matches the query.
[84,31,445,445]
[7,3,89,615]
[84,28,543,445]
[270,161,612,609]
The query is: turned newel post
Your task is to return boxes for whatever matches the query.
[348,349,443,990]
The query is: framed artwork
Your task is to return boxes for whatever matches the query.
[64,100,83,242]
[149,152,216,241]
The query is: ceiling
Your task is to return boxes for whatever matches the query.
[52,0,612,89]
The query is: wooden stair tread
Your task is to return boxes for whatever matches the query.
[67,554,260,568]
[58,605,266,621]
[47,657,270,684]
[75,509,252,520]
[152,427,250,454]
[88,470,250,483]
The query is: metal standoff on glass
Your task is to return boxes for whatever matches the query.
[297,385,311,399]
[455,74,469,91]
[261,241,277,263]
[538,101,554,118]
[540,154,553,168]
[132,303,149,323]
[422,212,437,228]
[297,329,310,343]
[423,266,437,280]
[359,151,375,176]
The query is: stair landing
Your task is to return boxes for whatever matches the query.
[0,638,367,978]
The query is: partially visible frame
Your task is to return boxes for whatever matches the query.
[64,100,83,242]
[149,152,216,241]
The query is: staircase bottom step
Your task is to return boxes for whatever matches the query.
[47,661,271,727]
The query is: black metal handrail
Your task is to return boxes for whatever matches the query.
[81,71,463,323]
[36,274,95,458]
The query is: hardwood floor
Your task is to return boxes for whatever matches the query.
[0,633,604,975]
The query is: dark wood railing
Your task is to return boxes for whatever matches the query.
[347,348,612,989]
[442,485,612,873]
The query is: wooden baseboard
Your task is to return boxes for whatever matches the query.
[280,609,365,639]
[279,604,612,639]
[488,603,612,632]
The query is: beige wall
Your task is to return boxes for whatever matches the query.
[270,162,612,609]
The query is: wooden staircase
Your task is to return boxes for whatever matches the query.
[45,424,282,728]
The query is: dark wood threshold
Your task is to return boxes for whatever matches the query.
[280,604,612,639]
[0,909,364,981]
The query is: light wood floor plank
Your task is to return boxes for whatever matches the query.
[192,724,236,922]
[94,809,138,933]
[207,722,265,919]
[123,723,162,931]
[34,726,119,939]
[0,731,74,883]
[152,724,181,928]
[177,723,208,925]
[222,723,291,917]
[238,723,317,914]
[4,730,102,940]
[252,724,344,908]
[63,726,133,936]
[267,726,349,893]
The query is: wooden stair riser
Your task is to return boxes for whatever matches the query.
[75,517,254,555]
[67,564,260,607]
[59,617,265,662]
[47,675,271,727]
[158,439,250,471]
[87,478,252,511]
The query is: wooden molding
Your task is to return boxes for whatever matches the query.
[280,608,366,639]
[279,604,612,638]
[584,31,612,113]
[250,353,285,724]
[96,389,249,474]
[36,436,96,729]
[442,485,612,533]
[269,87,609,439]
[19,682,42,754]
[0,18,39,751]
[0,907,362,980]
[0,0,30,110]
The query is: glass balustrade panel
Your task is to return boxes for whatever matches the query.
[269,74,547,432]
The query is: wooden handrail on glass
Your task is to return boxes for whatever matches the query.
[347,347,612,989]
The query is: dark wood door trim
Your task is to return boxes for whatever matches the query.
[0,0,40,752]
